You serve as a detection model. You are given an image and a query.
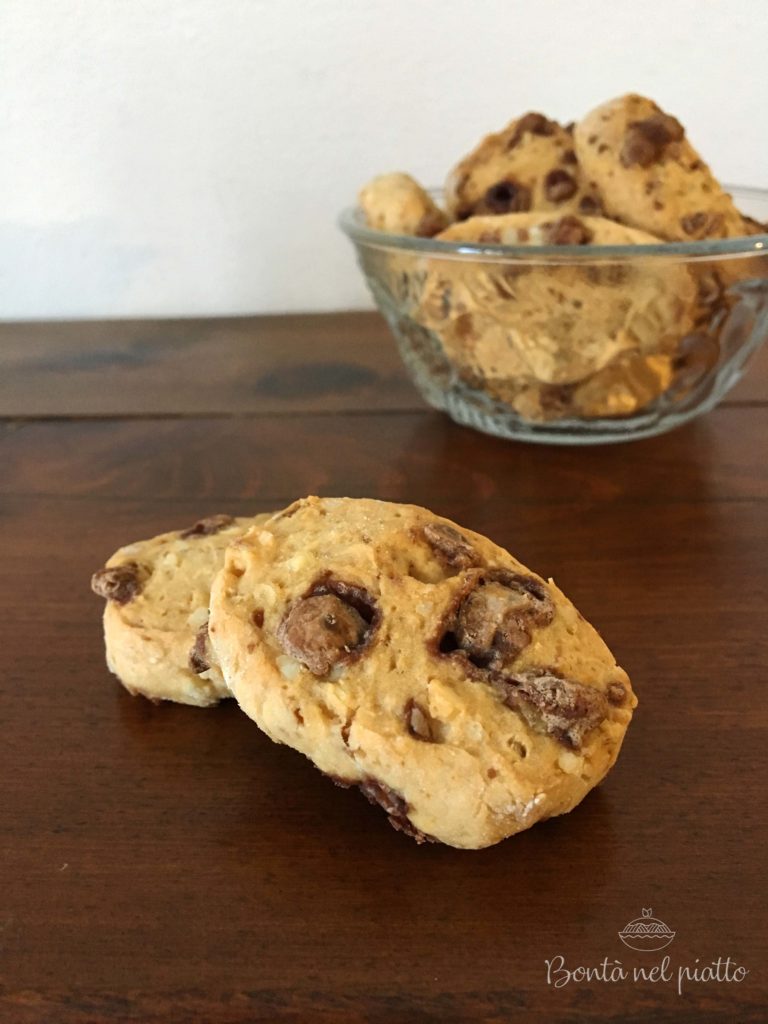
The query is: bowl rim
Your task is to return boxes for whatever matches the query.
[339,184,768,262]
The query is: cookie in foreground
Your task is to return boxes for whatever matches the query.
[209,497,636,848]
[91,513,271,706]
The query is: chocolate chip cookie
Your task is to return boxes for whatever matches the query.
[208,497,635,848]
[574,94,748,241]
[358,172,449,237]
[445,112,602,221]
[91,513,271,706]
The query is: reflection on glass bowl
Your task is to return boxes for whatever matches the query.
[340,187,768,444]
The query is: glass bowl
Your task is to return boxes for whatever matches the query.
[340,187,768,444]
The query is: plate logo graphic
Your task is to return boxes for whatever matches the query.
[619,908,675,951]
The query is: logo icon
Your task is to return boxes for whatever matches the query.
[618,908,675,951]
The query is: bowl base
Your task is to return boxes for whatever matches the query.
[391,311,757,445]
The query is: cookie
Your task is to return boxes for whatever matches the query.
[358,172,449,237]
[507,350,676,422]
[435,210,662,247]
[416,212,696,418]
[574,94,748,241]
[208,497,636,849]
[444,112,602,221]
[91,513,271,707]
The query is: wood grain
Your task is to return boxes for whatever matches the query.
[0,314,420,417]
[0,311,766,417]
[0,316,767,1023]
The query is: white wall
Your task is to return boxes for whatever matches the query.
[1,0,767,320]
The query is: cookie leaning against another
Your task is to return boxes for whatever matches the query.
[91,513,271,707]
[209,497,636,849]
[574,93,747,241]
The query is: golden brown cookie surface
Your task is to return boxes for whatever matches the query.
[445,112,602,221]
[91,513,271,706]
[358,172,448,237]
[209,497,636,848]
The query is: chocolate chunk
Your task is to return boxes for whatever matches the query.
[647,112,685,144]
[277,576,379,677]
[543,216,594,245]
[456,574,553,666]
[422,522,478,569]
[278,594,367,677]
[415,210,447,238]
[480,180,532,214]
[561,148,578,165]
[621,123,673,165]
[91,562,144,605]
[680,211,708,236]
[507,112,558,149]
[455,312,477,339]
[539,383,575,414]
[504,669,608,748]
[544,168,578,203]
[455,583,529,665]
[620,112,684,168]
[405,699,441,742]
[358,778,433,843]
[180,514,235,539]
[577,193,603,216]
[189,624,210,674]
[310,576,379,623]
[680,211,722,237]
[440,570,555,671]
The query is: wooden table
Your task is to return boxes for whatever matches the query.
[1,313,766,1023]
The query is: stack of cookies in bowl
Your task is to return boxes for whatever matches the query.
[92,498,637,850]
[345,94,768,441]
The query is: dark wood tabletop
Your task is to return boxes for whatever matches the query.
[1,313,766,1023]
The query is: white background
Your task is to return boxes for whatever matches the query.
[1,0,767,320]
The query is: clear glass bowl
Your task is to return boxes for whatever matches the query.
[340,187,768,444]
